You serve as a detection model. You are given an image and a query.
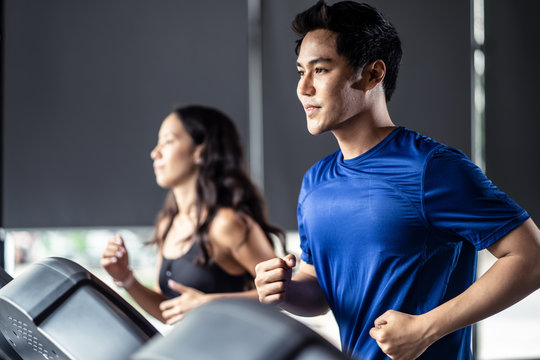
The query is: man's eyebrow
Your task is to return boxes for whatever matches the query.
[296,57,334,67]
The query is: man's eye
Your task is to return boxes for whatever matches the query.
[297,70,305,76]
[315,67,326,73]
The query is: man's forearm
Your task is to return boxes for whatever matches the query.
[424,221,540,341]
[280,273,330,316]
[424,251,540,342]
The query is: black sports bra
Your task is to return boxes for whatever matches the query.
[158,242,252,299]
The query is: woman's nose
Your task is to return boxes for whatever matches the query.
[150,146,160,159]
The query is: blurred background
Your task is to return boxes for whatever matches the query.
[1,0,539,359]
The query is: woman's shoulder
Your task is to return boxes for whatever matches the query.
[211,208,250,233]
[209,208,252,247]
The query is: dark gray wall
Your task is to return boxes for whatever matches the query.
[2,0,249,227]
[3,0,537,231]
[484,0,540,221]
[262,0,471,230]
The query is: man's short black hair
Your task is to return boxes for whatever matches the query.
[292,0,402,102]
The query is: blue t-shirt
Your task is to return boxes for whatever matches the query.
[297,127,529,360]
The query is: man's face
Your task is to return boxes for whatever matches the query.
[296,29,365,135]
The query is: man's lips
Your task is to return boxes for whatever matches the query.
[304,104,321,116]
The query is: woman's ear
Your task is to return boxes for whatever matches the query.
[193,144,205,165]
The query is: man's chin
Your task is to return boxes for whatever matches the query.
[307,125,331,136]
[307,120,326,136]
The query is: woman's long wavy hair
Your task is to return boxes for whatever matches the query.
[150,105,285,265]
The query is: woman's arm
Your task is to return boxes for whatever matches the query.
[156,209,280,324]
[211,208,278,277]
[101,234,169,322]
[217,209,329,315]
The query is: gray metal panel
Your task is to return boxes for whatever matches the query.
[484,0,540,220]
[2,0,249,227]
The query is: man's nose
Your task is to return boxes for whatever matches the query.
[298,75,315,96]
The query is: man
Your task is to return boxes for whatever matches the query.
[254,1,540,359]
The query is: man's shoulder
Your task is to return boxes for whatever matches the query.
[396,127,442,152]
[399,128,472,166]
[393,127,464,167]
[298,150,341,199]
[303,150,340,179]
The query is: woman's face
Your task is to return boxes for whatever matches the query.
[150,113,201,188]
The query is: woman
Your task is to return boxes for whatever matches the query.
[101,105,285,324]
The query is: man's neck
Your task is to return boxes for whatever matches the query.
[332,102,395,160]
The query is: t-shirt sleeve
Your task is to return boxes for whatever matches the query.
[297,201,313,264]
[423,146,529,250]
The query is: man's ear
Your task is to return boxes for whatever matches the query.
[357,59,386,91]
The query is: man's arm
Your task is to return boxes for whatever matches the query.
[370,218,540,360]
[255,254,329,316]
